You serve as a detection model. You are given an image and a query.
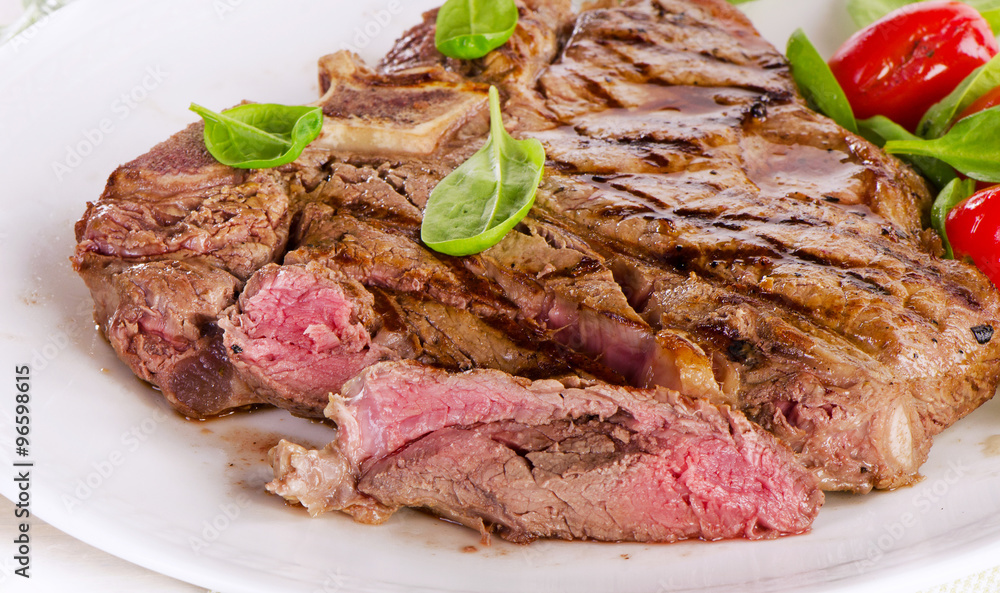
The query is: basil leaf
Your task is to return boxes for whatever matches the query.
[917,54,1000,139]
[931,177,977,259]
[884,107,1000,182]
[858,115,957,188]
[786,29,858,134]
[189,102,323,169]
[726,0,757,4]
[434,0,519,60]
[421,86,545,256]
[847,0,1000,28]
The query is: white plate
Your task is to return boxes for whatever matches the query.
[2,0,1000,591]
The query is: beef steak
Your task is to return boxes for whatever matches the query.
[72,0,1000,499]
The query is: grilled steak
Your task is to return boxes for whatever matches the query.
[268,361,823,543]
[73,0,1000,501]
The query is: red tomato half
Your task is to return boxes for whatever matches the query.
[946,185,1000,286]
[828,0,998,132]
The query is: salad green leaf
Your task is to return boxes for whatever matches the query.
[917,54,1000,139]
[963,0,1000,10]
[189,102,323,169]
[847,0,1000,28]
[434,0,519,60]
[786,29,858,134]
[858,115,957,188]
[421,86,545,257]
[981,7,1000,31]
[846,0,911,28]
[931,177,977,259]
[884,107,1000,182]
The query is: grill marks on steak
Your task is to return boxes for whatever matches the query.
[536,0,790,123]
[268,361,822,542]
[510,0,1000,490]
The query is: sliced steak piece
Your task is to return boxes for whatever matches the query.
[94,258,262,417]
[268,361,823,543]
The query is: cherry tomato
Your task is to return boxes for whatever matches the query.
[946,185,1000,286]
[828,0,998,132]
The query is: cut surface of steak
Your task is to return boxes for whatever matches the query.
[219,262,401,418]
[268,361,823,543]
